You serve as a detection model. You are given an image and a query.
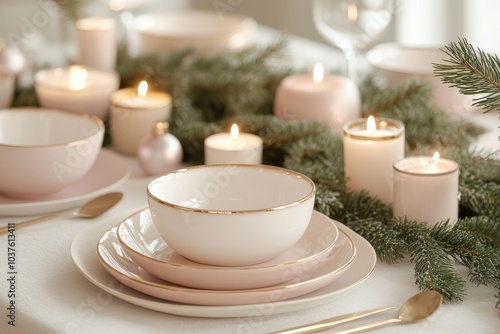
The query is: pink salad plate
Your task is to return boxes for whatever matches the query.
[96,224,356,306]
[116,209,339,290]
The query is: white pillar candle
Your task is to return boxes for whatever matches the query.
[274,63,361,136]
[393,153,459,226]
[110,80,172,155]
[343,116,405,203]
[76,16,117,71]
[204,124,263,165]
[34,65,120,120]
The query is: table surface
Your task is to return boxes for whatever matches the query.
[1,26,499,334]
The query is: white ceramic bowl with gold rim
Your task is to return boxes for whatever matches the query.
[147,164,316,267]
[0,108,104,199]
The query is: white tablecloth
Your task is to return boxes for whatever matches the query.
[1,27,499,334]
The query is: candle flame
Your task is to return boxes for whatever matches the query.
[431,152,440,165]
[138,80,148,97]
[347,3,358,22]
[366,116,376,135]
[313,62,324,84]
[68,66,88,90]
[231,123,239,139]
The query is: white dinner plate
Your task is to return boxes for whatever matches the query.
[0,149,130,216]
[117,209,339,290]
[71,216,376,317]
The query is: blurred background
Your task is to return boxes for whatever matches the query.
[0,0,499,78]
[1,0,499,49]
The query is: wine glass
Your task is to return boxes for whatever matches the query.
[313,0,395,82]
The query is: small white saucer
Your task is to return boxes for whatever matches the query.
[97,224,356,306]
[0,149,130,216]
[117,209,339,290]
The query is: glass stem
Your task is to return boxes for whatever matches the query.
[345,48,357,83]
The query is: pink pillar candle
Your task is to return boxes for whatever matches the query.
[274,63,361,136]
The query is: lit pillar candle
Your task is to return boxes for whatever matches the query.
[393,152,459,226]
[110,80,172,155]
[343,116,405,203]
[204,124,263,164]
[274,63,361,136]
[76,16,117,70]
[34,65,120,120]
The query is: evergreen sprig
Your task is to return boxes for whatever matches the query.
[433,37,500,113]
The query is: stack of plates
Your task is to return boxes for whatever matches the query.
[91,209,373,307]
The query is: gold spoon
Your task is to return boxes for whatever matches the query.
[327,290,443,334]
[0,192,123,234]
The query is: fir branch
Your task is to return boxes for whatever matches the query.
[455,216,500,248]
[313,184,344,218]
[349,217,407,264]
[433,37,500,113]
[410,228,467,302]
[430,221,499,287]
[338,193,407,264]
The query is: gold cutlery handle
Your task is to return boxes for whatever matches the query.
[270,306,394,334]
[327,318,402,334]
[0,212,72,234]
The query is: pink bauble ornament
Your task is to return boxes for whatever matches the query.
[137,121,183,176]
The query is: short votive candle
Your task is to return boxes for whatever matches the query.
[393,153,459,226]
[204,124,263,164]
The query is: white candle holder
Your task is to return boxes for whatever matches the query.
[343,117,405,203]
[110,86,172,155]
[393,155,459,226]
[204,125,263,165]
[34,66,120,120]
[76,16,117,71]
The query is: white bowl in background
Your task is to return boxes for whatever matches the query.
[366,43,471,112]
[135,10,257,54]
[147,164,316,267]
[0,108,104,199]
